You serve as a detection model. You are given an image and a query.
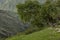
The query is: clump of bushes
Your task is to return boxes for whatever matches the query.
[16,0,60,34]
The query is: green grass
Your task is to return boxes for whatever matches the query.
[6,27,60,40]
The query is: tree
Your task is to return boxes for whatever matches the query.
[16,0,59,31]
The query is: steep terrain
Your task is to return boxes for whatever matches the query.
[0,10,27,38]
[6,28,60,40]
[0,0,25,12]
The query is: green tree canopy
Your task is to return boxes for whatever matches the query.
[16,0,60,30]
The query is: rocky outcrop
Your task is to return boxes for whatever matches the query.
[0,10,27,38]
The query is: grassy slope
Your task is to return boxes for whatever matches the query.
[6,27,60,40]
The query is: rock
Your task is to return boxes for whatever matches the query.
[0,10,27,38]
[55,28,60,33]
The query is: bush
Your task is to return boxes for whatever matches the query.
[16,0,60,34]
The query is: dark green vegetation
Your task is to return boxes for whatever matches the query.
[16,0,60,33]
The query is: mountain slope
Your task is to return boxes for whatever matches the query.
[0,0,25,12]
[0,10,27,38]
[6,28,60,40]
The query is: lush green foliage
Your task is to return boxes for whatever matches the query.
[16,0,60,29]
[16,0,41,23]
[16,0,60,34]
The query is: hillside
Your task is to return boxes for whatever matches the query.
[6,27,60,40]
[0,10,28,38]
[0,0,25,12]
